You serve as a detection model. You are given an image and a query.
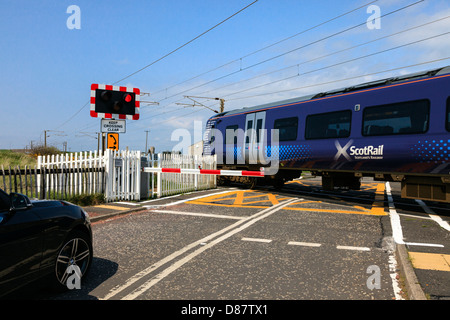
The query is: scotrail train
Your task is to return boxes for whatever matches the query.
[203,66,450,203]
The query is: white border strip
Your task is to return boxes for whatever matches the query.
[385,182,405,244]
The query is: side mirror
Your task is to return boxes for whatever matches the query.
[10,193,33,211]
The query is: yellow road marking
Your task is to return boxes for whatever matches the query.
[186,200,268,209]
[234,191,245,205]
[370,183,386,215]
[95,204,133,211]
[409,252,450,272]
[283,207,373,215]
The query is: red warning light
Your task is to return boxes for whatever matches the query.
[124,93,133,103]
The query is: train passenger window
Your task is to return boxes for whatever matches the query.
[305,111,351,139]
[274,117,298,141]
[362,99,429,136]
[446,97,450,132]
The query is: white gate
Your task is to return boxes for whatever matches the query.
[104,149,141,202]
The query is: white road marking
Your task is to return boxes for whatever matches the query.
[384,182,406,300]
[141,189,237,206]
[405,242,444,248]
[415,199,450,232]
[241,237,272,243]
[101,198,297,300]
[336,245,370,251]
[150,209,245,220]
[385,182,405,245]
[288,241,322,247]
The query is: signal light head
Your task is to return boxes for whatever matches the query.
[91,84,139,120]
[113,101,123,112]
[101,91,112,101]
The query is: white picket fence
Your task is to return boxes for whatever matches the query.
[37,150,106,198]
[37,150,216,202]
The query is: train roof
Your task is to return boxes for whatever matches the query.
[212,65,450,119]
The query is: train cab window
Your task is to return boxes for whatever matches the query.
[305,110,351,139]
[446,97,450,132]
[274,117,298,141]
[362,99,429,136]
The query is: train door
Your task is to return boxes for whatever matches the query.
[244,111,266,164]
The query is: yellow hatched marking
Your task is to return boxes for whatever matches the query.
[186,183,387,216]
[186,190,290,208]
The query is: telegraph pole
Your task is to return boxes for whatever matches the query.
[145,130,150,153]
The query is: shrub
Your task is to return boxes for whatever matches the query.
[66,193,105,206]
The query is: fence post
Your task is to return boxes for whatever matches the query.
[39,166,46,200]
[135,150,141,201]
[157,153,162,198]
[104,149,112,202]
[194,155,198,191]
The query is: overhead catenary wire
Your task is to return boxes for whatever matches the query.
[220,31,450,99]
[134,0,432,122]
[60,0,420,133]
[195,15,450,98]
[151,0,380,98]
[152,0,425,104]
[143,29,450,124]
[227,57,450,101]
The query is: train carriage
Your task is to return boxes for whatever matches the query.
[203,66,450,203]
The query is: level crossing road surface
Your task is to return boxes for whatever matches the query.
[8,177,450,302]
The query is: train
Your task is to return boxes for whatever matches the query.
[202,66,450,203]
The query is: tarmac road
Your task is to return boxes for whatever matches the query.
[8,178,448,302]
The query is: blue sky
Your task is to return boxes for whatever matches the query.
[1,0,449,153]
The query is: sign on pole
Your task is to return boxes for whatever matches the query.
[107,133,119,151]
[101,119,126,133]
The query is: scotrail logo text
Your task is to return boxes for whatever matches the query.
[335,140,384,161]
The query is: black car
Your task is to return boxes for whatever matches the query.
[0,188,93,297]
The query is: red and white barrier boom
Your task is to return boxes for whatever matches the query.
[142,167,264,177]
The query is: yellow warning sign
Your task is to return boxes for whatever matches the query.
[107,133,119,150]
